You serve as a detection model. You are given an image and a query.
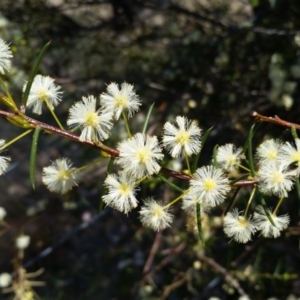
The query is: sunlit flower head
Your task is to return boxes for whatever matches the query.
[278,139,300,169]
[42,158,78,194]
[0,273,12,288]
[100,82,141,120]
[139,198,173,231]
[24,75,63,115]
[67,95,113,142]
[0,140,11,176]
[162,116,202,158]
[216,144,245,171]
[223,209,256,243]
[258,162,297,197]
[256,139,283,165]
[103,171,139,214]
[16,234,30,250]
[117,133,163,178]
[253,205,289,238]
[189,165,230,208]
[0,39,13,74]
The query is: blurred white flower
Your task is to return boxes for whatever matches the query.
[0,273,12,288]
[139,198,173,231]
[42,158,78,194]
[216,143,245,171]
[100,82,141,120]
[0,39,12,74]
[24,75,63,115]
[16,234,30,250]
[278,139,300,169]
[117,133,163,178]
[67,95,113,142]
[162,116,202,158]
[256,139,282,165]
[0,207,7,220]
[182,192,209,216]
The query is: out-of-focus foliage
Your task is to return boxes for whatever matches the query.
[0,0,300,299]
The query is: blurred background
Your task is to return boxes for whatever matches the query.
[0,0,300,299]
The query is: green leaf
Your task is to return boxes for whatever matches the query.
[30,127,41,189]
[259,195,276,227]
[142,103,155,135]
[22,41,51,107]
[291,127,298,140]
[191,126,213,173]
[247,124,256,177]
[196,202,205,245]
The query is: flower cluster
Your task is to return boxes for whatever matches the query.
[0,38,296,241]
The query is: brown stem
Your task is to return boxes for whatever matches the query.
[197,253,246,296]
[0,109,261,187]
[0,109,120,157]
[252,111,300,130]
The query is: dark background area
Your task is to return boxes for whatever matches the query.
[0,0,300,299]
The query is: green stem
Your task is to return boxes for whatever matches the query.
[157,173,185,193]
[235,163,251,173]
[184,150,191,174]
[0,129,33,150]
[74,157,105,173]
[122,111,132,138]
[45,99,65,130]
[273,196,285,215]
[247,124,256,177]
[164,193,185,209]
[244,186,256,217]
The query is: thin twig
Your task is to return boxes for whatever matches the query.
[252,111,300,130]
[197,253,246,296]
[143,231,162,274]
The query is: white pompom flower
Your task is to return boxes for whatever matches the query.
[189,165,230,208]
[223,209,256,243]
[117,133,163,178]
[0,39,13,74]
[42,158,78,194]
[258,162,297,197]
[139,198,173,231]
[103,171,139,214]
[162,116,202,158]
[67,95,113,142]
[216,143,245,171]
[256,139,283,165]
[0,140,11,176]
[100,82,141,120]
[278,139,300,170]
[253,206,289,238]
[24,75,63,115]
